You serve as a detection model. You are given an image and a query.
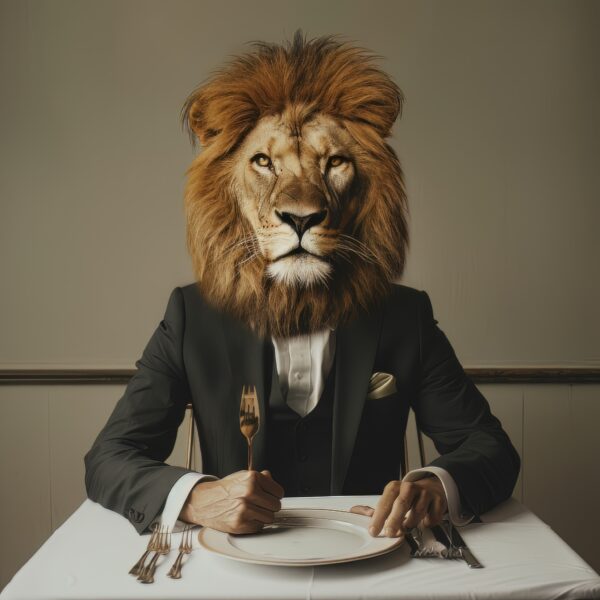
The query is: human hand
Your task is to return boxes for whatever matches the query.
[179,469,284,534]
[350,476,447,537]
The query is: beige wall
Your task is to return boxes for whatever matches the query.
[1,0,599,591]
[1,0,598,368]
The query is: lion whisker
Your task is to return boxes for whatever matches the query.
[337,240,380,265]
[235,244,260,268]
[211,236,252,257]
[334,247,366,266]
[333,244,364,263]
[336,233,380,262]
[334,239,379,266]
[206,234,258,266]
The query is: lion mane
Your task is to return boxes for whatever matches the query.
[181,29,409,339]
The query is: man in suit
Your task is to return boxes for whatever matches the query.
[85,31,520,539]
[85,281,520,538]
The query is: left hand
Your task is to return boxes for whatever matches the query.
[350,476,447,537]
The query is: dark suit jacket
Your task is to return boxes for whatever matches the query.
[84,282,521,534]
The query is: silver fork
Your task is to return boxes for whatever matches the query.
[240,384,260,470]
[167,524,194,579]
[129,522,159,576]
[138,525,171,584]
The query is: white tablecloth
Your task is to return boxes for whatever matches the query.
[2,496,599,599]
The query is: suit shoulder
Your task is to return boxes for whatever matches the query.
[383,283,436,327]
[388,282,424,306]
[377,283,420,324]
[180,281,200,296]
[180,281,207,307]
[178,281,224,318]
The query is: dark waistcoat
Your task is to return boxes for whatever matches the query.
[265,346,337,497]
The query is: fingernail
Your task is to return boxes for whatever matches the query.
[369,526,377,536]
[384,527,393,536]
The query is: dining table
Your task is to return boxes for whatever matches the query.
[1,494,599,600]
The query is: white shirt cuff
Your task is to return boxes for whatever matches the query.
[402,466,475,526]
[151,472,219,532]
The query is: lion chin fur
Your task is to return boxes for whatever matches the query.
[181,29,410,339]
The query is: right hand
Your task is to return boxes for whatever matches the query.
[179,469,284,534]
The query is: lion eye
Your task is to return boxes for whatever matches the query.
[327,155,346,168]
[252,153,272,169]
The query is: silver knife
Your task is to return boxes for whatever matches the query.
[440,521,484,568]
[430,525,455,559]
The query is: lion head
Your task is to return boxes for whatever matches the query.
[181,30,409,339]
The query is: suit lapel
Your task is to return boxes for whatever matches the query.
[330,306,384,494]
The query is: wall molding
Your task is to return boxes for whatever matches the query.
[0,367,599,384]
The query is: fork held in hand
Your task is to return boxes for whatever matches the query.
[240,384,260,470]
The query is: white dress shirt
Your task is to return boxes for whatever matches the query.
[270,326,336,417]
[157,328,473,531]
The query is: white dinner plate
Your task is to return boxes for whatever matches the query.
[197,508,404,566]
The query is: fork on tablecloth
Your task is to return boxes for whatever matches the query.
[129,522,160,576]
[167,524,194,579]
[138,525,171,584]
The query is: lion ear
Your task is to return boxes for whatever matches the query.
[181,89,222,148]
[356,83,404,139]
[380,89,404,137]
[340,68,405,139]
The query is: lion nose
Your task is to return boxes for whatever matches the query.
[276,209,327,239]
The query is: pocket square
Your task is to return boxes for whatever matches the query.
[367,372,397,400]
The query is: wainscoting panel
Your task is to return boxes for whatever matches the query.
[48,385,124,530]
[523,384,600,573]
[0,387,52,590]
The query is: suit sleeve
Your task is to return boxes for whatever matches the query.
[84,286,196,534]
[411,290,521,518]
